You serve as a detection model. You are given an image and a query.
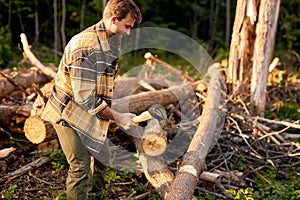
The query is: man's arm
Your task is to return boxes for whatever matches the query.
[98,106,137,130]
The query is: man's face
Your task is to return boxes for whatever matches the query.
[109,14,135,39]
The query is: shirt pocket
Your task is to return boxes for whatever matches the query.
[96,74,114,99]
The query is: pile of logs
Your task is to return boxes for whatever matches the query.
[0,33,227,199]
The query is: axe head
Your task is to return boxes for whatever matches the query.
[148,104,178,131]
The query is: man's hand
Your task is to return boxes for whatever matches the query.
[98,106,138,130]
[113,112,138,130]
[108,120,119,132]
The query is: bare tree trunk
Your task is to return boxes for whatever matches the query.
[61,0,66,49]
[225,0,231,48]
[80,0,86,30]
[250,0,281,116]
[34,0,39,44]
[8,0,11,26]
[228,0,257,93]
[208,0,220,47]
[54,0,58,59]
[189,0,200,39]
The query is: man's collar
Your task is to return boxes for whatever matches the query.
[96,20,110,52]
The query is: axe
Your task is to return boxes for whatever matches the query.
[132,104,199,131]
[132,104,178,130]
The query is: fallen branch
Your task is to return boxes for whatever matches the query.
[250,116,300,129]
[166,63,225,200]
[144,52,195,82]
[0,157,50,184]
[20,33,56,78]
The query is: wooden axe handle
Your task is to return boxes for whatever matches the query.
[132,111,153,123]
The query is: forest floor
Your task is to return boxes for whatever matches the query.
[0,67,299,200]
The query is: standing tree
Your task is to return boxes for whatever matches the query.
[33,0,39,44]
[61,0,66,49]
[54,0,58,59]
[228,0,281,116]
[80,0,86,30]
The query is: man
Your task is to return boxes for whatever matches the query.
[41,0,142,199]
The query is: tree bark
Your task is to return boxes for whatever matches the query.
[133,119,174,199]
[228,0,257,92]
[0,68,50,99]
[250,0,281,116]
[112,82,198,114]
[166,63,223,200]
[0,104,31,133]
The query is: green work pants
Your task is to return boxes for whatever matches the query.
[52,122,108,200]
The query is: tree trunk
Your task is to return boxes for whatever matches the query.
[0,104,31,133]
[80,0,86,30]
[112,82,198,114]
[225,0,231,48]
[208,0,220,47]
[250,0,281,116]
[228,0,257,93]
[54,0,58,59]
[166,63,223,200]
[34,0,39,44]
[24,116,57,144]
[61,0,66,49]
[133,120,174,199]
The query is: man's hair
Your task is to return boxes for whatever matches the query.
[103,0,142,24]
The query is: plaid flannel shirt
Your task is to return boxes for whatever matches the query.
[41,20,120,153]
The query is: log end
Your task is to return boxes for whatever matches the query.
[24,116,47,144]
[142,134,167,157]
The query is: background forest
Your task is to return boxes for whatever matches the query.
[0,0,299,71]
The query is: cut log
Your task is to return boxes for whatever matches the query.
[20,33,56,78]
[0,68,50,99]
[112,82,199,114]
[133,118,174,199]
[24,116,57,144]
[0,104,31,133]
[141,119,168,157]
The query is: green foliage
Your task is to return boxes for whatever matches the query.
[104,168,121,193]
[276,102,300,121]
[197,193,221,200]
[278,0,300,52]
[30,149,67,171]
[226,188,256,200]
[256,177,300,200]
[230,156,247,172]
[148,194,162,200]
[133,182,144,192]
[54,190,67,200]
[2,185,17,200]
[0,26,15,68]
